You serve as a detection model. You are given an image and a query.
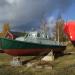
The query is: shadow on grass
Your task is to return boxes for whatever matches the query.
[54,52,71,59]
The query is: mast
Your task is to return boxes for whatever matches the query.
[40,18,49,38]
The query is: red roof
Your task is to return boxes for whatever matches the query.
[5,32,15,39]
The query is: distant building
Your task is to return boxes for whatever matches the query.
[0,23,25,39]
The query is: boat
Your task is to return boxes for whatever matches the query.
[0,31,66,56]
[64,21,75,45]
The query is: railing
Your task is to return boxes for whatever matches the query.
[24,37,66,46]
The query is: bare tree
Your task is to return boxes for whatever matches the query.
[53,15,66,42]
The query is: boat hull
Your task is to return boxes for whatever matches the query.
[0,50,4,53]
[1,38,66,56]
[4,47,66,56]
[4,49,50,56]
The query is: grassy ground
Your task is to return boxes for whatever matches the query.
[0,42,75,75]
[0,53,75,75]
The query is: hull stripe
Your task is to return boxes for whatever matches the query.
[4,48,50,56]
[4,47,66,56]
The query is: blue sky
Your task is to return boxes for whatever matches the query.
[63,3,75,21]
[47,3,75,22]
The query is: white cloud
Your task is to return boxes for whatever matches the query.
[0,0,75,31]
[6,0,15,4]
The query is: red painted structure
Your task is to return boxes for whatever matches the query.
[5,32,14,39]
[64,21,75,45]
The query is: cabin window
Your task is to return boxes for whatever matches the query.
[37,33,40,37]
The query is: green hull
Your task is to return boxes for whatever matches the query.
[0,38,65,49]
[0,38,66,56]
